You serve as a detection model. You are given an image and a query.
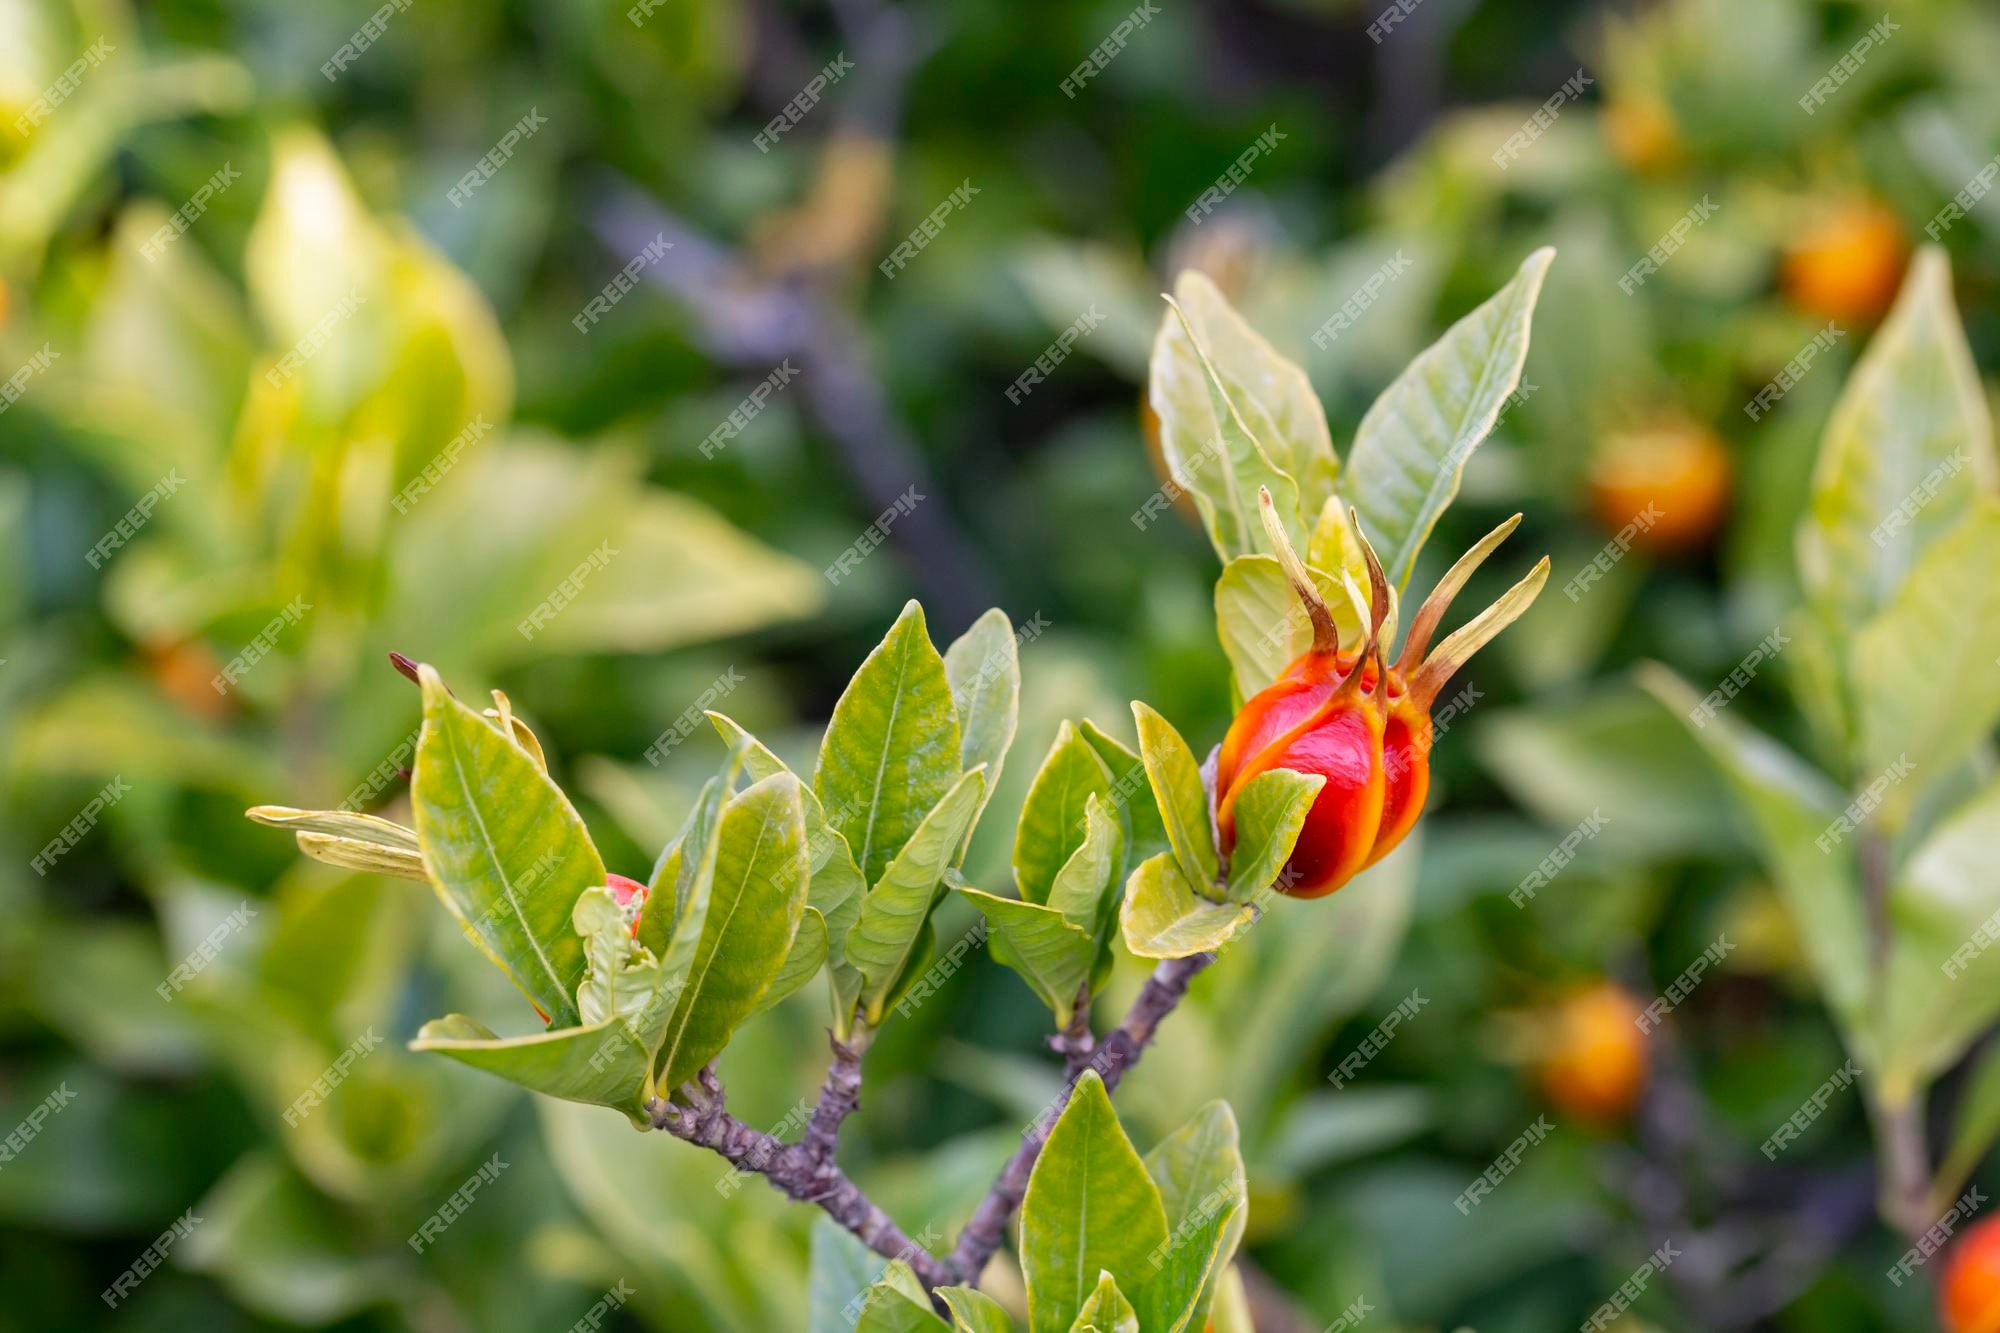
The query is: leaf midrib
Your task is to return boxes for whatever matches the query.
[447,717,570,1016]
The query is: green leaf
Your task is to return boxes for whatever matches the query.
[1076,720,1171,867]
[1068,1272,1139,1333]
[1877,775,2000,1097]
[1938,1041,2000,1202]
[1344,247,1554,590]
[246,805,420,851]
[1640,666,1872,1050]
[1147,283,1302,563]
[1131,1200,1243,1333]
[1853,500,2000,820]
[855,1261,949,1332]
[1800,247,1996,627]
[637,771,727,953]
[1170,272,1339,517]
[1213,554,1359,701]
[1047,795,1126,941]
[846,768,988,1021]
[411,664,605,1027]
[938,1287,1016,1333]
[958,887,1096,1026]
[750,907,828,1019]
[1014,722,1119,906]
[815,600,964,885]
[410,1014,650,1126]
[1120,854,1256,960]
[1138,1103,1246,1332]
[944,608,1023,840]
[290,831,430,884]
[1222,770,1324,902]
[810,1217,889,1333]
[1020,1070,1169,1333]
[708,711,868,968]
[654,773,811,1092]
[1130,703,1219,893]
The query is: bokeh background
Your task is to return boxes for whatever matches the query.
[3,0,1997,1328]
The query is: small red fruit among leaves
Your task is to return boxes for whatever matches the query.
[1215,490,1548,898]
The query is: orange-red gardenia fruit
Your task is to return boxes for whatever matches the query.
[1944,1214,2000,1333]
[1215,491,1548,899]
[1534,982,1650,1123]
[607,873,649,936]
[1780,197,1908,326]
[1586,419,1732,554]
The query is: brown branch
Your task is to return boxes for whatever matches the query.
[648,1065,957,1290]
[1048,986,1096,1081]
[804,1030,870,1165]
[946,951,1216,1283]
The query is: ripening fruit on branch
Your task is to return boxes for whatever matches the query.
[1214,489,1549,898]
[1780,197,1908,326]
[1586,419,1732,554]
[1942,1214,2000,1333]
[1601,97,1683,176]
[1532,982,1650,1123]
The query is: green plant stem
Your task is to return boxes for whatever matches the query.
[1859,826,1930,1240]
[944,950,1217,1284]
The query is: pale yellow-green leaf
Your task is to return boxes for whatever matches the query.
[1068,1272,1138,1333]
[1222,770,1324,902]
[1800,247,1996,627]
[292,831,429,884]
[1852,500,2000,824]
[1344,248,1554,590]
[1120,854,1256,960]
[957,887,1095,1026]
[412,665,605,1027]
[410,1014,650,1126]
[1130,703,1219,893]
[1013,722,1119,906]
[846,768,987,1020]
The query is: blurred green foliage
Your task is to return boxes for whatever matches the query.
[5,0,2000,1328]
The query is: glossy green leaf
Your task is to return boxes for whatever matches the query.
[938,1286,1015,1332]
[1938,1041,2000,1202]
[815,600,964,885]
[847,768,987,1021]
[1800,247,1996,627]
[1076,720,1171,867]
[411,663,605,1027]
[655,773,811,1092]
[708,711,868,968]
[409,1014,649,1126]
[1223,770,1324,902]
[856,1262,948,1332]
[1120,854,1256,960]
[1131,1199,1243,1333]
[638,772,726,954]
[1069,1272,1138,1333]
[810,1217,889,1333]
[1876,775,2000,1097]
[957,887,1095,1026]
[1014,722,1118,906]
[1020,1070,1168,1333]
[1641,666,1871,1050]
[752,908,829,1019]
[1171,272,1338,516]
[1148,284,1301,563]
[1344,247,1554,590]
[944,608,1022,841]
[1852,500,2000,822]
[1139,1102,1246,1332]
[1047,795,1125,941]
[1130,703,1219,893]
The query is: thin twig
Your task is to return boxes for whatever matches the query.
[946,951,1216,1283]
[648,1065,957,1290]
[1049,987,1096,1081]
[804,1030,871,1165]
